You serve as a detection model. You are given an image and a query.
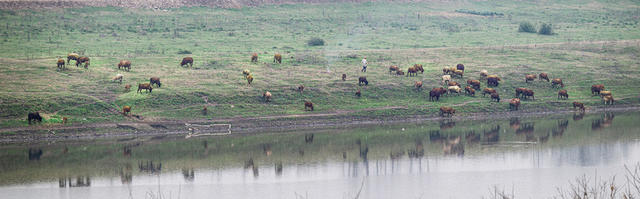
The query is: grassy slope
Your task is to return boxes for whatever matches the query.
[0,0,639,128]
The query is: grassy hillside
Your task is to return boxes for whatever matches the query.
[0,0,640,128]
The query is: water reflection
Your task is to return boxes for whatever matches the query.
[483,125,500,144]
[58,177,91,187]
[138,161,162,174]
[181,168,195,182]
[592,113,615,131]
[552,120,569,137]
[27,148,42,161]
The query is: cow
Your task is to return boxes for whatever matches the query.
[487,75,501,87]
[591,84,605,95]
[150,77,161,87]
[77,56,90,68]
[251,53,258,62]
[515,87,527,98]
[406,67,418,77]
[124,84,131,92]
[558,90,568,99]
[525,74,536,83]
[56,58,65,69]
[414,64,424,74]
[181,57,193,67]
[602,95,614,105]
[355,89,361,97]
[67,53,79,65]
[467,79,481,90]
[551,78,564,88]
[247,74,254,85]
[122,106,131,115]
[263,91,272,102]
[482,88,496,97]
[112,74,124,84]
[439,106,455,117]
[358,77,368,86]
[448,86,462,96]
[491,93,500,102]
[522,89,535,100]
[118,60,131,71]
[298,85,305,93]
[442,75,451,84]
[510,98,521,110]
[138,83,152,93]
[304,101,314,111]
[456,63,464,71]
[465,86,475,96]
[27,112,43,124]
[389,65,399,74]
[414,81,423,90]
[573,102,585,112]
[342,74,347,81]
[539,73,549,82]
[430,87,446,101]
[274,53,282,64]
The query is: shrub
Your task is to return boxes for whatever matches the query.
[538,23,554,35]
[518,22,537,33]
[307,38,325,46]
[177,49,192,54]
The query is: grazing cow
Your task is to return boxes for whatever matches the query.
[448,86,462,95]
[439,106,455,117]
[251,53,258,62]
[355,89,361,97]
[522,89,535,100]
[138,83,153,93]
[242,69,251,79]
[443,67,454,75]
[124,84,131,92]
[358,77,368,86]
[246,74,254,85]
[112,74,124,84]
[181,57,193,67]
[396,70,405,76]
[406,67,418,77]
[525,74,536,82]
[389,65,399,74]
[482,88,496,97]
[465,86,475,96]
[122,106,131,115]
[602,95,614,105]
[77,56,90,68]
[490,93,500,102]
[480,70,488,79]
[430,87,446,101]
[150,77,162,87]
[510,98,521,110]
[515,87,527,98]
[558,90,568,99]
[591,84,605,95]
[62,117,68,124]
[551,78,564,88]
[447,81,460,87]
[573,102,585,112]
[599,91,612,98]
[441,75,451,84]
[456,64,465,71]
[467,79,481,90]
[304,101,314,111]
[118,60,131,71]
[67,53,79,65]
[342,74,346,81]
[487,75,501,87]
[263,91,272,102]
[539,73,549,82]
[27,112,42,124]
[414,81,423,90]
[298,85,305,93]
[452,69,464,78]
[414,64,424,74]
[56,58,65,69]
[274,53,282,64]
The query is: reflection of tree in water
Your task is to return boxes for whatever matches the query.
[262,144,272,156]
[442,136,464,156]
[244,158,259,177]
[28,148,42,161]
[305,134,314,144]
[182,168,195,182]
[465,131,481,145]
[58,176,91,188]
[138,161,162,174]
[275,162,283,176]
[552,120,569,137]
[408,137,424,158]
[592,113,615,131]
[120,163,132,184]
[483,125,500,144]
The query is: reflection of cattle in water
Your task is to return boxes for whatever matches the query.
[483,125,500,143]
[538,133,550,143]
[592,113,615,131]
[182,168,195,182]
[305,134,314,143]
[509,118,520,130]
[390,151,405,160]
[442,136,464,156]
[515,123,535,135]
[552,120,569,137]
[439,120,456,130]
[465,131,481,144]
[138,161,162,174]
[58,177,91,188]
[573,112,585,121]
[429,131,445,143]
[275,162,283,176]
[355,139,369,160]
[408,138,424,158]
[119,163,133,184]
[262,144,272,156]
[244,158,259,177]
[28,148,43,160]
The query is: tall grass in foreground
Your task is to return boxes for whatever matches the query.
[486,164,640,199]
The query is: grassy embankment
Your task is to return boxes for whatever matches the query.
[0,0,639,128]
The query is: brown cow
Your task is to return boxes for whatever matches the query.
[591,84,605,95]
[482,88,496,97]
[124,84,131,92]
[122,106,131,115]
[274,53,282,64]
[430,87,446,101]
[443,67,453,75]
[396,70,405,76]
[138,83,153,93]
[456,64,465,71]
[573,102,585,112]
[602,95,614,105]
[447,81,460,87]
[465,86,475,96]
[298,85,305,93]
[304,101,314,111]
[77,56,90,68]
[389,65,399,74]
[600,91,612,98]
[358,77,368,86]
[27,112,42,124]
[525,74,536,83]
[522,89,535,100]
[355,89,361,97]
[150,77,162,87]
[480,70,488,79]
[247,74,254,85]
[118,60,131,71]
[439,106,455,117]
[510,98,521,110]
[251,53,258,62]
[181,57,193,67]
[452,69,464,78]
[558,90,568,99]
[67,53,79,65]
[487,75,501,87]
[263,91,272,102]
[342,74,347,81]
[539,73,549,82]
[490,93,500,102]
[56,58,65,69]
[551,78,564,88]
[414,64,424,74]
[467,79,481,90]
[515,87,527,98]
[406,67,418,76]
[414,81,423,90]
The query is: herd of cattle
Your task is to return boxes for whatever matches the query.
[26,52,618,124]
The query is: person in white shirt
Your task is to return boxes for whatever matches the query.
[361,57,367,72]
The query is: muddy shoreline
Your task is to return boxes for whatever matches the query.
[2,105,639,144]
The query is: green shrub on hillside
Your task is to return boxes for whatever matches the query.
[307,38,325,46]
[538,23,554,35]
[518,22,537,33]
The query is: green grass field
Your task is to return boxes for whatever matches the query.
[1,0,639,128]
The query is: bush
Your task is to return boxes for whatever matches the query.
[538,23,554,35]
[518,22,537,33]
[177,49,192,54]
[307,38,325,46]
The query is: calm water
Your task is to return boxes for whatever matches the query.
[1,112,640,199]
